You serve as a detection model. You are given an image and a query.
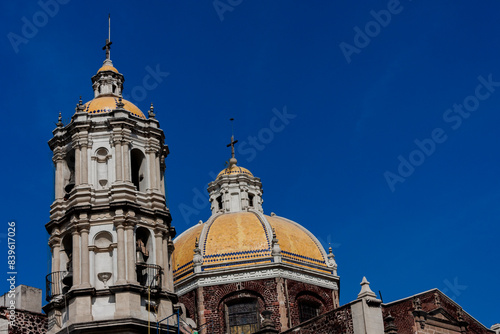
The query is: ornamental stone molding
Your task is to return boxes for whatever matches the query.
[175,266,339,296]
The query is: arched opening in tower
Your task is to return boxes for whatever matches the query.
[131,149,147,192]
[60,234,73,293]
[63,149,75,200]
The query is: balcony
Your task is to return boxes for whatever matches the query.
[46,271,71,302]
[136,263,162,289]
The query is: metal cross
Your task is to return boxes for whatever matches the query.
[226,118,238,159]
[102,14,112,59]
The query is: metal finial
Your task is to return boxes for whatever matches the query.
[102,14,112,60]
[149,102,156,118]
[56,112,63,127]
[226,118,238,166]
[78,96,83,106]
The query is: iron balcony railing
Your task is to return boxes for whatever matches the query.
[45,271,71,301]
[136,262,162,289]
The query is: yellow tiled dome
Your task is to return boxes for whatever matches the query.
[217,165,253,179]
[83,96,146,119]
[173,212,331,283]
[97,64,119,73]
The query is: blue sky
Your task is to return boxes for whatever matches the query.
[1,0,499,327]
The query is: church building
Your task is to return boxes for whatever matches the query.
[2,31,498,334]
[172,138,339,333]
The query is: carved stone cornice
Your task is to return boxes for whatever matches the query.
[175,265,339,296]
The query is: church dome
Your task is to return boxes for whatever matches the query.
[173,211,333,284]
[216,165,253,178]
[97,63,119,73]
[83,96,146,119]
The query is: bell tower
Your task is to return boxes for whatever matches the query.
[43,29,178,333]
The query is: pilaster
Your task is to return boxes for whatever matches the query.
[114,215,127,285]
[71,226,81,288]
[79,222,91,289]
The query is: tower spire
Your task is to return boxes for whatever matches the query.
[226,118,238,167]
[102,14,112,60]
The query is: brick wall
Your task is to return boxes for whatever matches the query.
[286,279,336,327]
[179,278,337,334]
[202,278,279,333]
[0,307,47,334]
[179,290,197,322]
[382,289,494,334]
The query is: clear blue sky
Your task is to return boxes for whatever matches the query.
[1,0,498,327]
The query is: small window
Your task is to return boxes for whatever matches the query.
[217,196,223,210]
[248,194,255,207]
[227,300,259,334]
[299,301,319,323]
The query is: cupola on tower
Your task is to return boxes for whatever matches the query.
[43,32,178,334]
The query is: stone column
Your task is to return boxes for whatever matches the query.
[79,225,91,288]
[114,140,122,181]
[115,221,126,285]
[81,142,89,185]
[154,229,164,286]
[155,153,161,190]
[122,141,131,182]
[50,237,61,295]
[74,143,81,186]
[147,149,157,190]
[51,238,61,273]
[53,152,64,199]
[125,224,137,283]
[163,235,173,291]
[71,229,81,288]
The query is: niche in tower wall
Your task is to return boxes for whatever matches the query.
[93,231,114,289]
[95,147,110,189]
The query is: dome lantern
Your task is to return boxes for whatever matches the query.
[91,21,124,99]
[208,119,263,215]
